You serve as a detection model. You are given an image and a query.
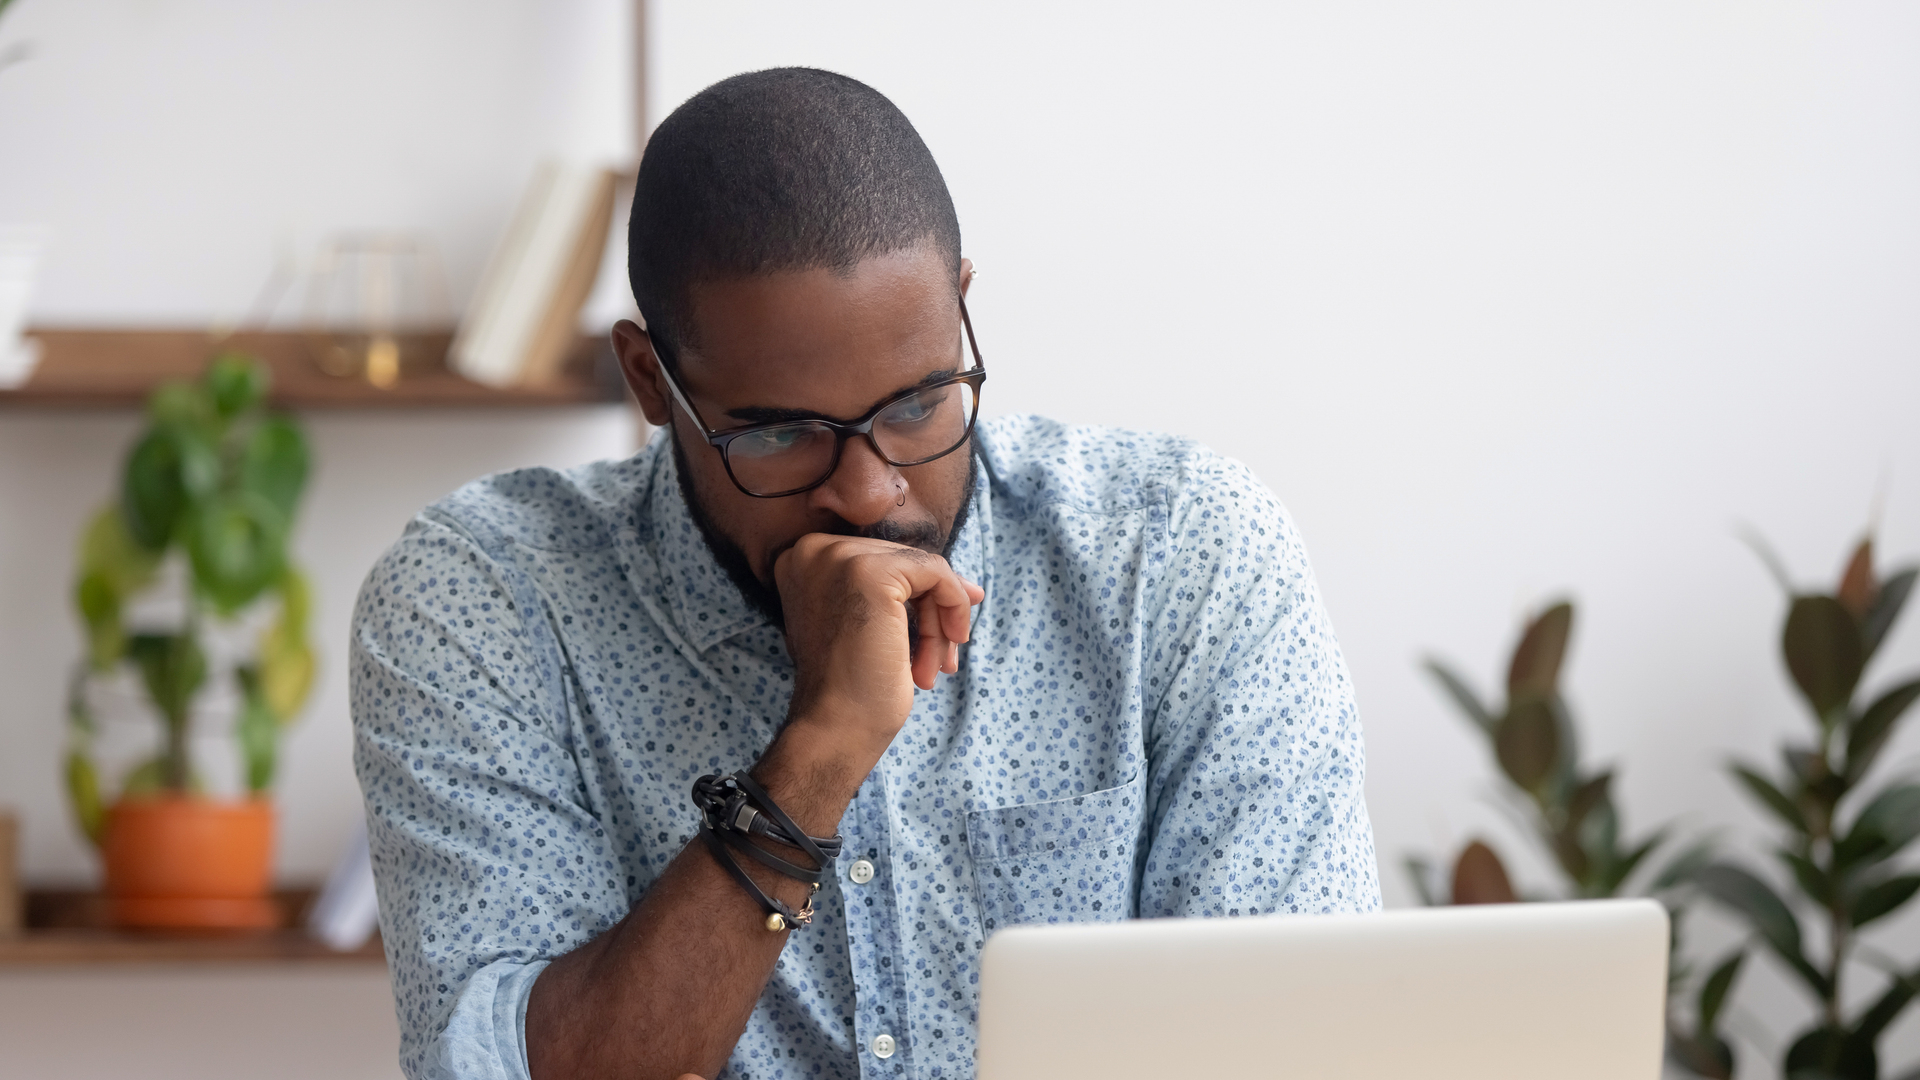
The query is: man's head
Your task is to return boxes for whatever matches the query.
[615,68,977,625]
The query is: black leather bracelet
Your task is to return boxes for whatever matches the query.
[692,772,843,868]
[691,771,842,931]
[700,824,817,931]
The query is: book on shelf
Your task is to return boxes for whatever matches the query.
[451,160,617,388]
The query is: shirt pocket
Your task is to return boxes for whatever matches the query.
[966,773,1148,932]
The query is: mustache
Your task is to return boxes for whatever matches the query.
[758,512,946,587]
[826,514,945,552]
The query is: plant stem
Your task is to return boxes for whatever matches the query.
[161,705,190,792]
[1828,898,1848,1032]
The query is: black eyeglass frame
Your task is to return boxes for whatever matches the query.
[651,295,987,499]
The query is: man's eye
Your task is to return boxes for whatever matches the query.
[735,425,818,456]
[886,389,946,425]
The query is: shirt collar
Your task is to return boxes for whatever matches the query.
[640,436,768,652]
[637,436,996,655]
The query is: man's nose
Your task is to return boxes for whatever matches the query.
[807,434,899,527]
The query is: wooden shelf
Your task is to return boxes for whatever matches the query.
[0,328,630,410]
[0,887,385,966]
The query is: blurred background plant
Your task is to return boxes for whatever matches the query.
[1409,600,1735,1077]
[0,0,31,75]
[1692,536,1920,1080]
[64,354,315,841]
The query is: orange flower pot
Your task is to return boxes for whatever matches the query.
[102,797,278,930]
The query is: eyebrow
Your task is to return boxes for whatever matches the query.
[722,367,961,426]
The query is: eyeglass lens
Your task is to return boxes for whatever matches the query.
[724,379,978,496]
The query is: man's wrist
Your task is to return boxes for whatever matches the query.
[754,710,884,836]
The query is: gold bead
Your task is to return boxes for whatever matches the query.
[765,912,787,932]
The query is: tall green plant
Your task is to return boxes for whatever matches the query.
[1414,601,1735,1077]
[65,355,315,841]
[1695,536,1920,1080]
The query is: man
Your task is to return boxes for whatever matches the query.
[352,68,1378,1080]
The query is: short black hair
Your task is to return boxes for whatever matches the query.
[628,67,962,357]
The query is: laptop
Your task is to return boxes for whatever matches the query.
[976,898,1668,1080]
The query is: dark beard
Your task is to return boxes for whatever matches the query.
[671,432,979,630]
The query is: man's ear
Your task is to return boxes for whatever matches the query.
[959,257,974,299]
[611,319,672,428]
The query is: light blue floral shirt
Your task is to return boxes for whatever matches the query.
[351,415,1379,1080]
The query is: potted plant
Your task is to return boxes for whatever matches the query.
[65,354,315,929]
[1412,601,1734,1076]
[1694,535,1920,1080]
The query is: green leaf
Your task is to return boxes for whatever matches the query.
[1495,697,1559,791]
[1783,595,1866,719]
[184,492,288,614]
[239,415,309,521]
[1851,875,1920,929]
[125,633,207,729]
[1567,771,1613,833]
[121,429,190,549]
[258,625,314,722]
[1836,783,1920,870]
[233,664,279,792]
[74,571,124,670]
[1784,1026,1875,1080]
[1863,568,1915,662]
[1698,950,1745,1033]
[1507,601,1573,699]
[1667,1029,1735,1080]
[63,750,104,847]
[1650,837,1718,892]
[1402,855,1442,907]
[1847,679,1920,784]
[1740,526,1794,594]
[1731,763,1807,832]
[1694,862,1826,996]
[145,379,215,430]
[275,565,312,646]
[1854,967,1920,1042]
[205,352,271,418]
[1778,850,1832,906]
[1599,829,1663,896]
[78,505,159,596]
[118,756,168,797]
[1423,659,1497,735]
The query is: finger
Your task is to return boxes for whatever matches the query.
[912,594,947,690]
[882,557,979,644]
[944,640,960,674]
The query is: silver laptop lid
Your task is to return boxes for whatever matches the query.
[977,898,1668,1080]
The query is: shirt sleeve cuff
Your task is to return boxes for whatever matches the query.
[421,957,550,1080]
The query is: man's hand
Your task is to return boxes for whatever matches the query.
[774,533,984,762]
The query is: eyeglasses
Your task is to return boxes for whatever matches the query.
[652,295,987,498]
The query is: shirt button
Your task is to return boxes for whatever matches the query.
[848,859,875,884]
[871,1034,896,1059]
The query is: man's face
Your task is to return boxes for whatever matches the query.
[615,245,977,623]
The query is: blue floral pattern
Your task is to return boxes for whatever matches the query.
[351,415,1379,1080]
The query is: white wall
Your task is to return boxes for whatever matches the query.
[0,0,641,889]
[3,1,1919,1074]
[646,2,1920,1070]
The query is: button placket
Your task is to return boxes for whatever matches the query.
[842,768,912,1077]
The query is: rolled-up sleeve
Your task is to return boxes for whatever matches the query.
[351,511,625,1079]
[1136,453,1380,918]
